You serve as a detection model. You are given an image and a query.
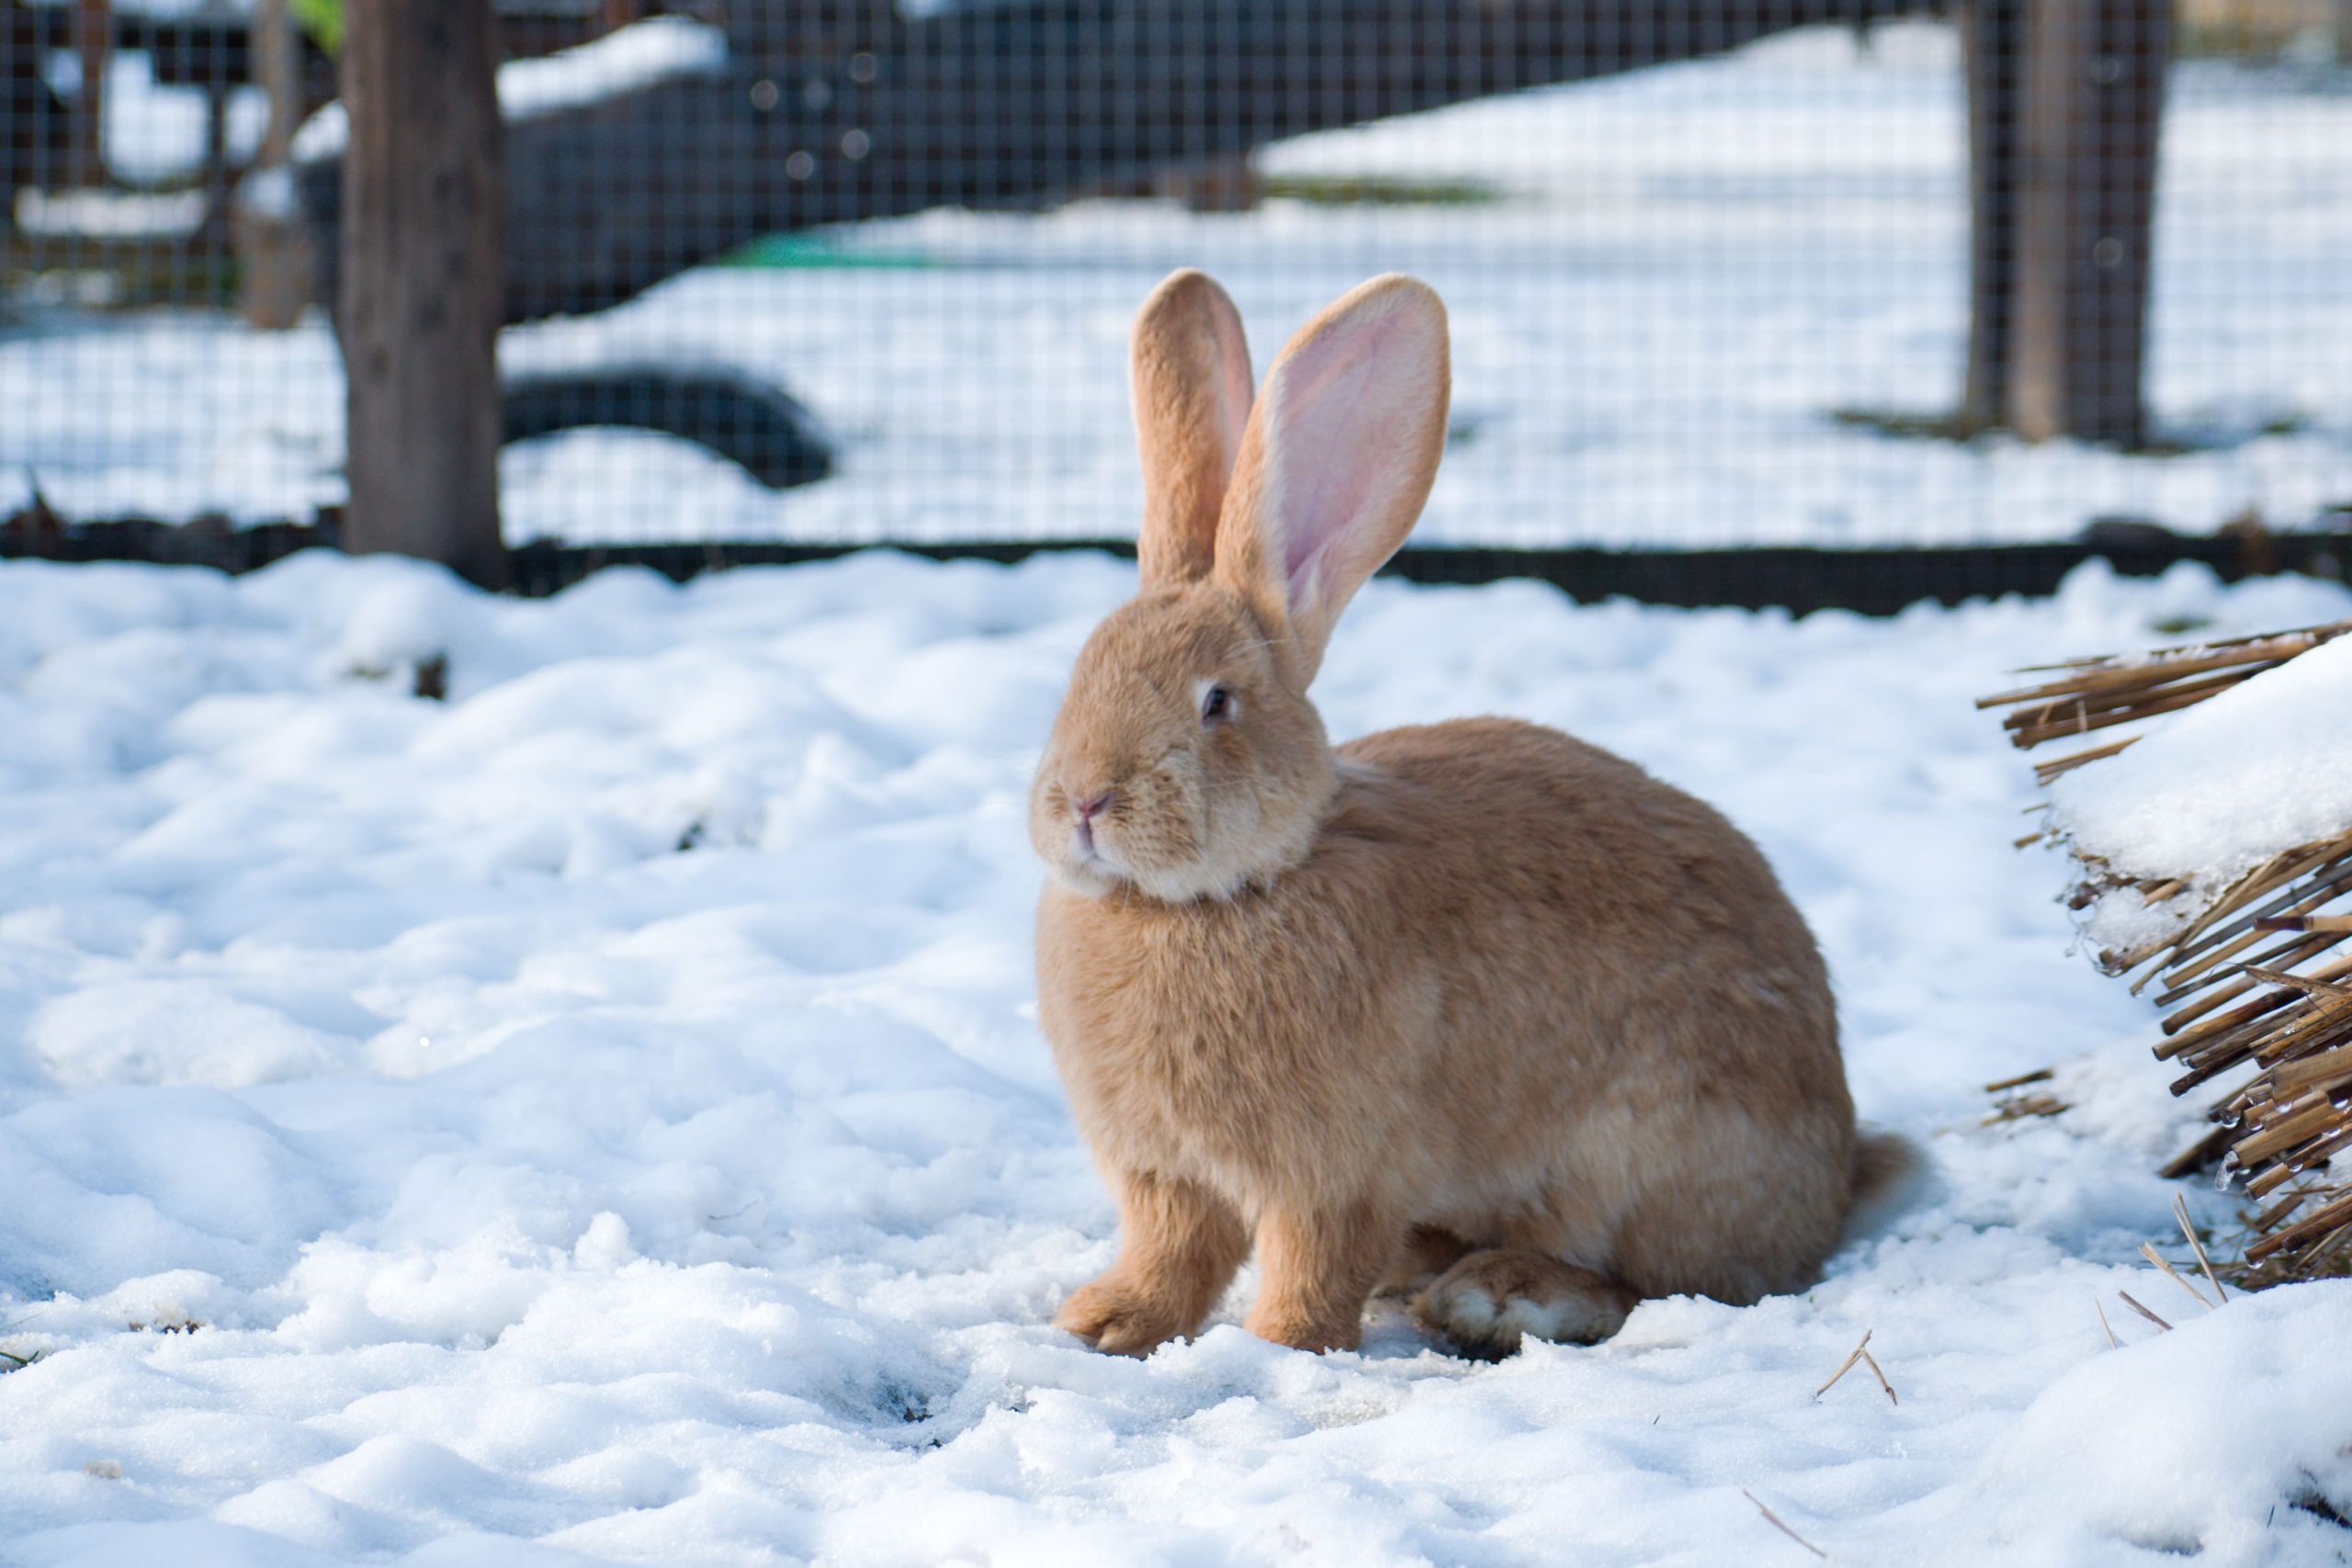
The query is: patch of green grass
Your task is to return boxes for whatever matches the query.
[1827,407,1992,443]
[1261,173,1503,209]
[4,238,242,311]
[2173,17,2325,60]
[1830,405,2323,458]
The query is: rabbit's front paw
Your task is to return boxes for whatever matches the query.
[1242,1303,1364,1354]
[1055,1275,1191,1357]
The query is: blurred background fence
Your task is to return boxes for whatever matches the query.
[5,0,2351,605]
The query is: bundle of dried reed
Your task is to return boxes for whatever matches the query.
[1984,622,2348,787]
[1982,619,2352,1283]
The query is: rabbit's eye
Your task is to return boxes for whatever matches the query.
[1200,685,1236,726]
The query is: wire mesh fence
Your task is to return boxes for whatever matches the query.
[5,0,2351,597]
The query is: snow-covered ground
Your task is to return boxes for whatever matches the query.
[7,549,2352,1564]
[9,22,2352,548]
[288,18,731,164]
[37,49,272,188]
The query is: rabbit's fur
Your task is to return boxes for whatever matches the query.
[1031,270,1896,1357]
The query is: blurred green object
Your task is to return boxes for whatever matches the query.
[723,234,935,269]
[291,0,342,55]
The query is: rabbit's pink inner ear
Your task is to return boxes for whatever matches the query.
[1221,276,1449,682]
[1132,271,1253,592]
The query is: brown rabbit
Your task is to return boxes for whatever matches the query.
[1030,269,1905,1358]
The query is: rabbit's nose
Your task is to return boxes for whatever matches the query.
[1073,790,1115,823]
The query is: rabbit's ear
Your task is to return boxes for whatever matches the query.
[1214,275,1449,684]
[1132,270,1253,592]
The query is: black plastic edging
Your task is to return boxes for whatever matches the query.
[507,531,2351,616]
[6,511,2347,617]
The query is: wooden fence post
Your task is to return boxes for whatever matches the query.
[2006,0,2169,446]
[1958,0,2025,434]
[71,0,107,185]
[1961,0,2167,447]
[339,0,508,588]
[235,0,318,329]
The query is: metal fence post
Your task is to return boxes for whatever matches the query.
[338,0,509,588]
